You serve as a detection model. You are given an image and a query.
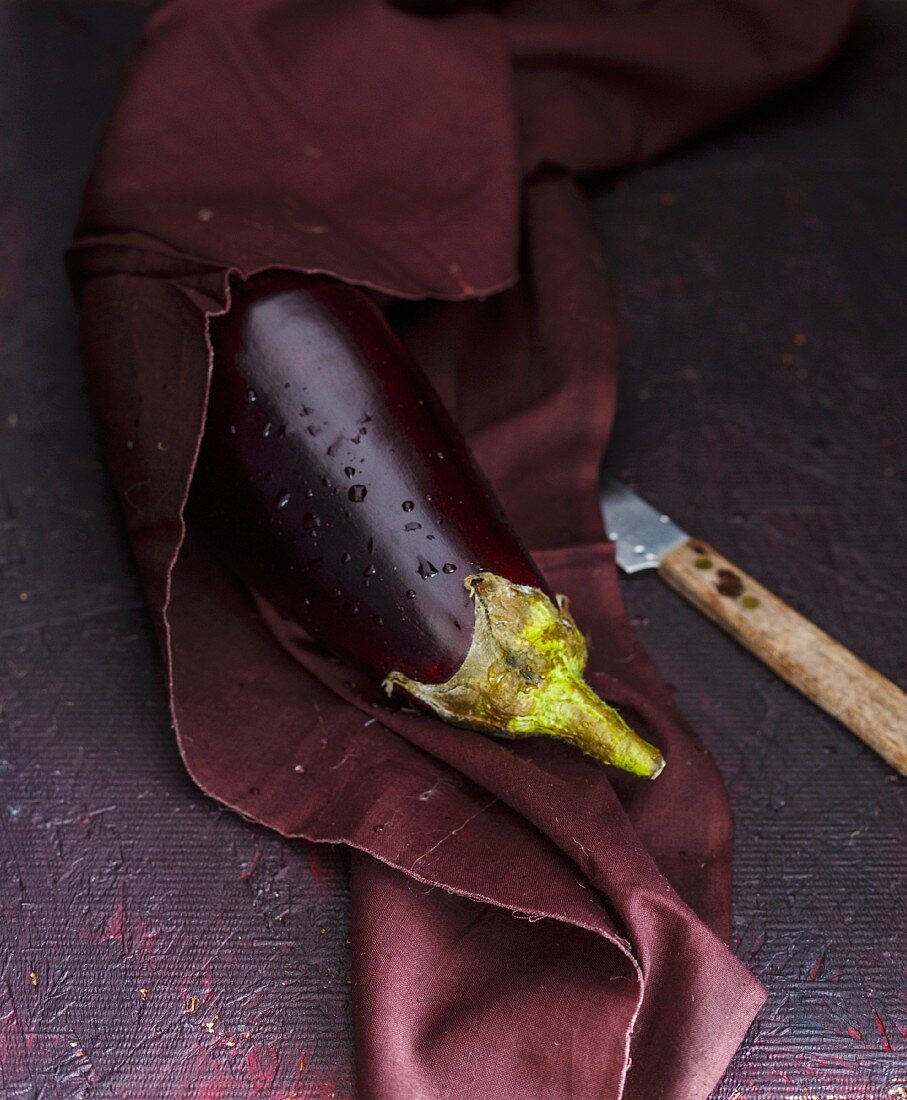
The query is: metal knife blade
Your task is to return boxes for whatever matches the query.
[600,476,688,573]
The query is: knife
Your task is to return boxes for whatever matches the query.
[601,477,907,776]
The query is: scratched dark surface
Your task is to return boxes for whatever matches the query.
[0,2,904,1098]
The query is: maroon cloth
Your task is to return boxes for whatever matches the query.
[70,1,856,1096]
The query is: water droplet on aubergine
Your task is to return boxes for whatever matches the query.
[348,485,367,502]
[402,500,414,512]
[246,388,258,404]
[305,487,315,498]
[276,492,291,510]
[373,615,384,626]
[418,558,438,579]
[442,563,456,573]
[424,493,433,502]
[294,764,306,774]
[405,522,421,531]
[363,563,376,577]
[340,552,351,564]
[344,466,356,478]
[262,422,272,437]
[405,589,416,599]
[303,512,320,529]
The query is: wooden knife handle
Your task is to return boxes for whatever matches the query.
[659,538,907,775]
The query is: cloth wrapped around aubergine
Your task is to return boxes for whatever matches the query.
[69,0,857,1095]
[192,272,664,777]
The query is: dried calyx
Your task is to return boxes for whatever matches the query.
[384,572,665,779]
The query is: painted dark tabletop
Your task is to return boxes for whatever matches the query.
[1,3,904,1098]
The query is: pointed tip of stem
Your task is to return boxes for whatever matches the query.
[613,737,666,780]
[649,753,667,780]
[542,676,665,778]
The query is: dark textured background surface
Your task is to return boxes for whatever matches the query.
[0,2,904,1097]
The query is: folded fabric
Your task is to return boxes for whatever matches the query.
[70,1,856,1095]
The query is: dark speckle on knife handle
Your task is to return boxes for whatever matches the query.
[716,568,744,598]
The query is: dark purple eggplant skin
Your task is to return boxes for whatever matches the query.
[190,271,549,685]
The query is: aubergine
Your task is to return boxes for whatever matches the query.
[191,272,664,778]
